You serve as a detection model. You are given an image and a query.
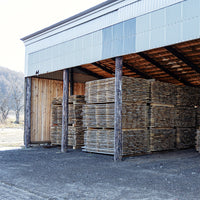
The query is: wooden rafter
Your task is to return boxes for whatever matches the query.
[76,66,104,79]
[123,62,152,79]
[165,46,200,74]
[111,58,151,79]
[138,52,193,86]
[92,62,114,75]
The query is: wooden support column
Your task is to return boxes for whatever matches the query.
[70,68,74,96]
[24,77,32,148]
[61,69,69,152]
[114,57,123,161]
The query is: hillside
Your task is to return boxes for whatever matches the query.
[0,67,24,97]
[0,67,24,123]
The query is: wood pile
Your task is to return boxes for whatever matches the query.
[50,95,85,149]
[195,129,200,152]
[150,128,175,151]
[85,77,150,103]
[83,103,149,129]
[175,106,196,128]
[83,129,149,155]
[176,128,196,149]
[83,77,199,156]
[83,77,150,156]
[196,108,200,153]
[149,81,176,152]
[150,81,177,105]
[176,86,200,106]
[196,107,200,128]
[175,85,199,149]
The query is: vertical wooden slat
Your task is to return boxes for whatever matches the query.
[114,57,123,161]
[24,77,32,148]
[70,68,74,96]
[61,69,69,152]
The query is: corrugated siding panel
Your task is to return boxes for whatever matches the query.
[26,0,200,77]
[118,0,184,21]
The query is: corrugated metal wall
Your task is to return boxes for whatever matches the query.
[25,0,199,77]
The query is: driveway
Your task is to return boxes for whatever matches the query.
[0,147,200,200]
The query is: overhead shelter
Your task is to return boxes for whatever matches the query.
[22,0,200,161]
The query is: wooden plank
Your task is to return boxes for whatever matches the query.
[61,69,69,152]
[138,52,194,86]
[24,77,32,148]
[165,46,200,74]
[30,78,63,143]
[70,68,74,96]
[114,56,123,161]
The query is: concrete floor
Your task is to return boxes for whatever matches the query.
[0,147,200,200]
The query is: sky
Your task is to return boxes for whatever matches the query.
[0,0,105,73]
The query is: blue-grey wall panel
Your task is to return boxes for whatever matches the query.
[102,26,113,58]
[102,18,136,59]
[166,23,181,44]
[27,0,200,76]
[166,3,181,25]
[183,0,200,19]
[123,18,136,54]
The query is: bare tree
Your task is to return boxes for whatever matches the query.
[0,93,10,123]
[11,82,24,124]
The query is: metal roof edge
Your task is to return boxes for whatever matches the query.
[21,0,118,41]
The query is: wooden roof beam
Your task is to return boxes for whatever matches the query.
[111,58,151,79]
[165,46,200,74]
[92,62,114,75]
[76,66,104,79]
[138,52,193,86]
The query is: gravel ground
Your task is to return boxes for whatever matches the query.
[0,147,200,200]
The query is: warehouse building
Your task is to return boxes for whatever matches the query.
[21,0,200,161]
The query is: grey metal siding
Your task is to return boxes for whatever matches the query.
[26,0,200,76]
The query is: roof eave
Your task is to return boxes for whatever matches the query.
[21,0,118,41]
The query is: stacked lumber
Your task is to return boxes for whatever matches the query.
[83,103,149,129]
[83,77,199,156]
[195,129,200,152]
[85,77,150,103]
[150,128,176,151]
[83,129,149,155]
[150,81,177,105]
[196,107,200,128]
[50,95,85,149]
[176,128,196,149]
[175,85,199,149]
[83,77,150,156]
[175,106,196,128]
[195,108,200,153]
[149,81,176,151]
[176,86,200,107]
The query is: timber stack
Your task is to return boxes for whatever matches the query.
[175,86,200,149]
[83,76,200,157]
[195,106,200,152]
[149,81,176,151]
[83,77,150,156]
[50,95,85,149]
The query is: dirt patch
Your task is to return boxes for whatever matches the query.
[0,115,24,148]
[0,128,24,148]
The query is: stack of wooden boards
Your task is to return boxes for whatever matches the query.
[195,107,200,152]
[149,81,177,152]
[176,86,198,149]
[83,77,150,155]
[51,95,85,149]
[83,77,200,156]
